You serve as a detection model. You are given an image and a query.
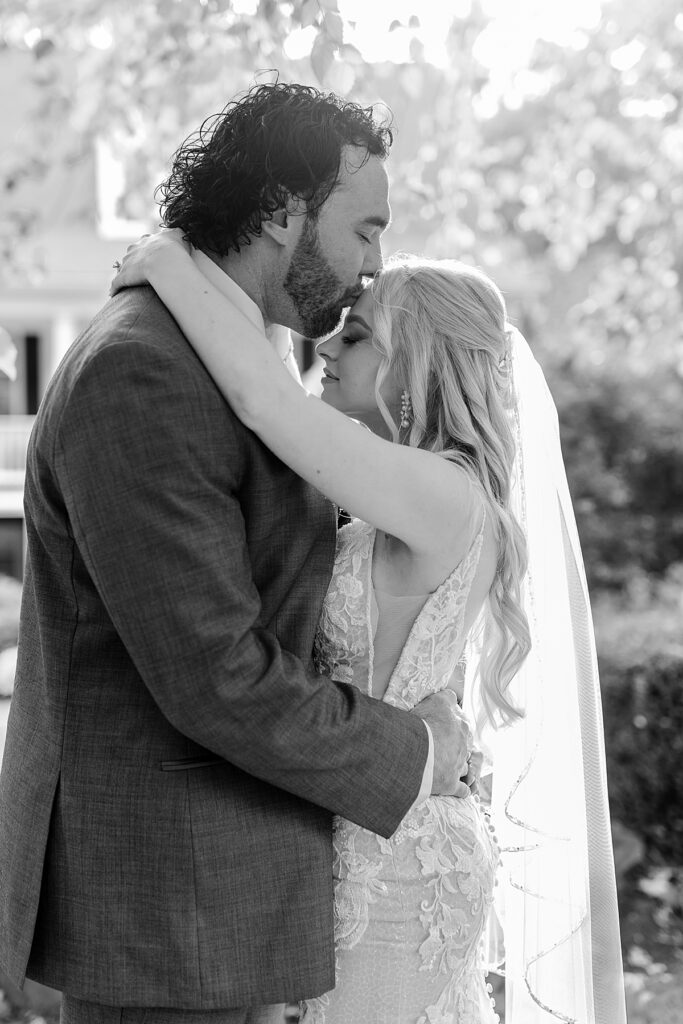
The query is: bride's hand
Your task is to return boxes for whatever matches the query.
[109,228,192,296]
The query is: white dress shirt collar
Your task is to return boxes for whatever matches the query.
[192,249,265,332]
[191,249,300,381]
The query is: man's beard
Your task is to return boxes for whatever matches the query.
[283,217,357,339]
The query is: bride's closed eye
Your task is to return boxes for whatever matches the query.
[341,324,371,346]
[341,325,370,345]
[339,309,373,347]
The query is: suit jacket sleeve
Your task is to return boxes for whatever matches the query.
[52,324,428,838]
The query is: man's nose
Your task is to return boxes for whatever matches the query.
[362,237,384,277]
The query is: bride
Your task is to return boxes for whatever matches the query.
[112,236,626,1024]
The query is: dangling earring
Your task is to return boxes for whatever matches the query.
[400,389,412,430]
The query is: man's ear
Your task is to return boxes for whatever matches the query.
[262,209,292,247]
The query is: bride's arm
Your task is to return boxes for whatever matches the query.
[113,236,472,554]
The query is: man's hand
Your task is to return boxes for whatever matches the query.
[462,748,484,797]
[412,689,480,798]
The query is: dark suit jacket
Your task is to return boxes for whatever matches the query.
[0,286,428,1008]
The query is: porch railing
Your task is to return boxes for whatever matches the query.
[0,416,35,484]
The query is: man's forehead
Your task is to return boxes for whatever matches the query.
[333,152,391,221]
[338,146,388,183]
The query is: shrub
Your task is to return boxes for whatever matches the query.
[601,653,683,862]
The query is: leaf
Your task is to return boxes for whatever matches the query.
[409,36,425,63]
[300,0,319,29]
[310,33,335,85]
[323,10,344,46]
[339,42,363,65]
[325,60,355,95]
[33,38,55,59]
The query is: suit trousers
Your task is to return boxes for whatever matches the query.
[60,996,287,1024]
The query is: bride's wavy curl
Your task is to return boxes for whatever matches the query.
[369,256,530,726]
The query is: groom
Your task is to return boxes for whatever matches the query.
[0,83,472,1023]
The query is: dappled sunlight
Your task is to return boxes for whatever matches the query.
[0,0,681,1019]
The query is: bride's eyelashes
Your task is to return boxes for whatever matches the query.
[342,328,369,345]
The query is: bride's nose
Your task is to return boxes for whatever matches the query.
[316,331,342,361]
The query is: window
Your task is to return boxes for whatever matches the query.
[96,137,149,240]
[0,519,23,580]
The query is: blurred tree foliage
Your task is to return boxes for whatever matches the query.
[602,655,683,861]
[1,0,681,598]
[1,0,682,865]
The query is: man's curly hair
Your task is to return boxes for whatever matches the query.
[156,82,393,257]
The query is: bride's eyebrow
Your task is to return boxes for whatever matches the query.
[344,314,372,331]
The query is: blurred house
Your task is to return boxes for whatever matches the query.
[0,47,320,582]
[0,47,144,580]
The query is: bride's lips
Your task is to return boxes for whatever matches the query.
[322,368,339,383]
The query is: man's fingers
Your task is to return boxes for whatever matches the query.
[414,689,480,798]
[467,751,484,782]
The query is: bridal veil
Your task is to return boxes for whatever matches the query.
[465,328,627,1024]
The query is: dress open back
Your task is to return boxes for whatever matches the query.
[308,515,500,1024]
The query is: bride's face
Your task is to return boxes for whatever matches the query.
[316,289,400,433]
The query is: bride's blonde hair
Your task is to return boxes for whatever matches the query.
[369,255,530,725]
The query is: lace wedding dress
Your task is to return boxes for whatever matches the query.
[307,516,501,1024]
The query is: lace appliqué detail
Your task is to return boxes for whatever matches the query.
[415,801,499,972]
[332,820,387,949]
[416,970,491,1024]
[313,521,373,691]
[301,994,329,1024]
[384,523,485,712]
